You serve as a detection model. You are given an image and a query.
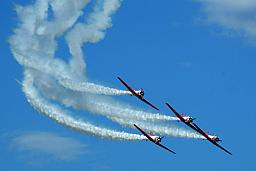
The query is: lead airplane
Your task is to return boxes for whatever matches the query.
[165,102,199,133]
[117,77,159,110]
[192,123,232,155]
[134,124,176,154]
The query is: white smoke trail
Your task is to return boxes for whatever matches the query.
[34,76,179,122]
[23,70,144,141]
[58,77,131,96]
[11,50,132,96]
[109,117,204,139]
[66,0,121,77]
[11,51,179,123]
[34,77,202,139]
[32,72,204,139]
[10,0,203,141]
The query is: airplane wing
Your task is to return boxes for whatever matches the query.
[213,142,232,155]
[165,103,185,121]
[141,98,159,111]
[134,124,176,154]
[156,142,176,154]
[117,77,159,110]
[117,77,136,95]
[165,103,200,133]
[192,123,206,135]
[192,123,232,155]
[186,122,201,135]
[134,124,155,142]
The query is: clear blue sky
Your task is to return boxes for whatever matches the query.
[1,0,256,171]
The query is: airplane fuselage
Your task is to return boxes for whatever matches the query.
[133,89,144,98]
[151,135,161,143]
[142,135,161,143]
[183,116,194,123]
[208,135,221,142]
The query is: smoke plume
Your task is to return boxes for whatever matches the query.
[10,0,203,141]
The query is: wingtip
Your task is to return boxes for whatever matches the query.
[172,151,177,155]
[227,151,232,155]
[165,102,171,108]
[165,102,174,110]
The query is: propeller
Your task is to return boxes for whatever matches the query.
[157,136,164,142]
[140,88,144,96]
[191,118,196,121]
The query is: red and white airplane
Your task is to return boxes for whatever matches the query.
[192,123,232,155]
[166,102,232,155]
[117,77,159,110]
[134,124,176,154]
[165,102,199,133]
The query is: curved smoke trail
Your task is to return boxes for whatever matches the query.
[10,0,203,140]
[23,70,144,140]
[59,78,131,96]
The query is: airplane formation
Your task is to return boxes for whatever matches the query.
[117,77,232,156]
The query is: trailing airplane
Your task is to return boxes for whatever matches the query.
[117,77,159,110]
[134,124,176,154]
[192,123,232,155]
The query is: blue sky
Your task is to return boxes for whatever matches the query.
[1,0,256,171]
